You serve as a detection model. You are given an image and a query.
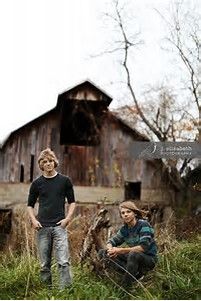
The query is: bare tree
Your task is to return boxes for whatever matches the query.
[158,0,201,183]
[106,0,167,141]
[114,83,196,142]
[142,84,197,141]
[104,0,198,142]
[157,0,201,111]
[101,0,200,189]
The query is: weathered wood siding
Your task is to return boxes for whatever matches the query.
[0,111,172,193]
[0,110,143,186]
[0,109,60,182]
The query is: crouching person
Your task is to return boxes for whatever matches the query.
[98,200,157,288]
[27,148,76,290]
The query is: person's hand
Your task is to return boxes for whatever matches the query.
[56,218,70,228]
[106,244,113,251]
[32,219,42,230]
[107,247,120,258]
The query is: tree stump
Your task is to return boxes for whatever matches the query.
[80,208,110,270]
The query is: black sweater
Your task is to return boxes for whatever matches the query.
[27,173,75,226]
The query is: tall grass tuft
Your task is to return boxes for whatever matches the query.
[133,235,201,300]
[0,235,200,300]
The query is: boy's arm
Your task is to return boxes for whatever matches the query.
[56,202,76,228]
[107,229,125,247]
[27,181,41,229]
[65,202,76,223]
[107,245,144,257]
[27,206,42,229]
[108,221,155,257]
[57,177,76,228]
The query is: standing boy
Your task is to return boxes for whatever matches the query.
[27,148,76,289]
[99,200,157,288]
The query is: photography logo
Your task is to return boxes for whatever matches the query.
[132,142,201,159]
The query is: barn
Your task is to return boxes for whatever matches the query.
[0,79,175,205]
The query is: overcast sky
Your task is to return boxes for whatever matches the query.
[0,0,199,143]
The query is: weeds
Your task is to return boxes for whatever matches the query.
[133,236,201,300]
[0,236,200,300]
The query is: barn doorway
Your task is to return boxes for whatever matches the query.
[30,155,34,182]
[125,181,141,200]
[60,100,104,146]
[20,164,24,183]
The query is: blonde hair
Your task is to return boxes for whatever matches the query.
[119,200,148,219]
[38,148,59,171]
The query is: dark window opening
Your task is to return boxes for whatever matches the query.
[64,146,69,154]
[51,128,57,149]
[60,100,106,146]
[20,165,24,183]
[30,155,34,182]
[125,181,141,200]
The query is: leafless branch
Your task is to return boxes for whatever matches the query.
[112,0,165,141]
[156,2,200,111]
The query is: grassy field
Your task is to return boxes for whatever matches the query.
[0,235,200,300]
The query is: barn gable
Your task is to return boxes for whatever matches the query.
[57,79,113,105]
[57,80,112,146]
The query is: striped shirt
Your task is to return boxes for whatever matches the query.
[107,219,157,257]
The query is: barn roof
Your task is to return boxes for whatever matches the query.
[58,78,113,102]
[109,112,149,141]
[0,79,148,148]
[0,108,56,149]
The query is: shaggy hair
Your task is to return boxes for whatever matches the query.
[38,148,59,171]
[119,200,148,219]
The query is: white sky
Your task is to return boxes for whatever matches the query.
[0,0,199,143]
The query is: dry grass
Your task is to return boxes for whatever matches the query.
[8,204,37,256]
[3,202,198,262]
[68,214,91,262]
[6,204,98,262]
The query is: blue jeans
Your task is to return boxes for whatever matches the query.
[37,226,72,289]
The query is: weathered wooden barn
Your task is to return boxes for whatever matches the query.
[0,79,178,251]
[0,80,175,207]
